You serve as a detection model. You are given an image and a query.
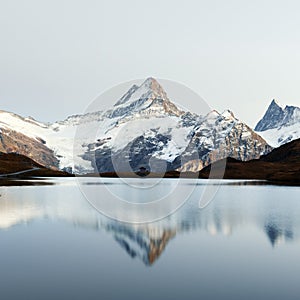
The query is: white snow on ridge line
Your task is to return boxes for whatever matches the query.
[0,110,192,171]
[116,84,150,107]
[0,111,92,171]
[0,111,48,140]
[256,123,300,147]
[106,117,190,151]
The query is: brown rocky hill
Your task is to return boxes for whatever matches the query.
[0,127,59,169]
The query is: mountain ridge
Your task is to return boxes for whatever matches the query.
[255,99,300,147]
[0,77,281,175]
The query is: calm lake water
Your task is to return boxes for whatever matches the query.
[0,178,299,300]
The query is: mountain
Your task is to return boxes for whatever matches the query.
[0,111,59,169]
[0,109,99,173]
[176,110,271,172]
[255,100,300,147]
[82,78,271,174]
[199,138,300,183]
[0,78,272,174]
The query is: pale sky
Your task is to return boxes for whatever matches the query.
[1,0,300,127]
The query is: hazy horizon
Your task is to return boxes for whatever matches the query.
[1,0,300,127]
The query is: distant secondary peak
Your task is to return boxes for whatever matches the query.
[255,99,285,131]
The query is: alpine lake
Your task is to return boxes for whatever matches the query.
[0,177,299,300]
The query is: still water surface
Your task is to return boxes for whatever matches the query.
[0,178,299,300]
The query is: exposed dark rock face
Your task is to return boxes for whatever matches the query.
[255,99,285,131]
[85,133,175,173]
[256,100,300,132]
[254,100,300,147]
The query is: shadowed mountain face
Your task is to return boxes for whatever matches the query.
[255,100,286,131]
[255,100,300,147]
[199,138,300,183]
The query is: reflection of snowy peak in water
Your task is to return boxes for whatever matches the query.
[0,180,299,265]
[106,223,176,265]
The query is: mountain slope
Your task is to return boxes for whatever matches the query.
[177,110,272,172]
[255,100,300,147]
[199,138,300,183]
[0,110,92,172]
[80,78,271,174]
[0,78,272,174]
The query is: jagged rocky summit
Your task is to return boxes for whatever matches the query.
[255,99,300,147]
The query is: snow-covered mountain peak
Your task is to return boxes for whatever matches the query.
[255,100,300,147]
[0,79,274,174]
[108,77,184,120]
[140,77,167,96]
[255,99,300,132]
[255,99,285,131]
[114,77,168,107]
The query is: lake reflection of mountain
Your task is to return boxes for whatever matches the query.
[0,178,299,266]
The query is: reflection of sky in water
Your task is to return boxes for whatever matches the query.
[81,177,182,204]
[0,179,299,299]
[0,179,299,256]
